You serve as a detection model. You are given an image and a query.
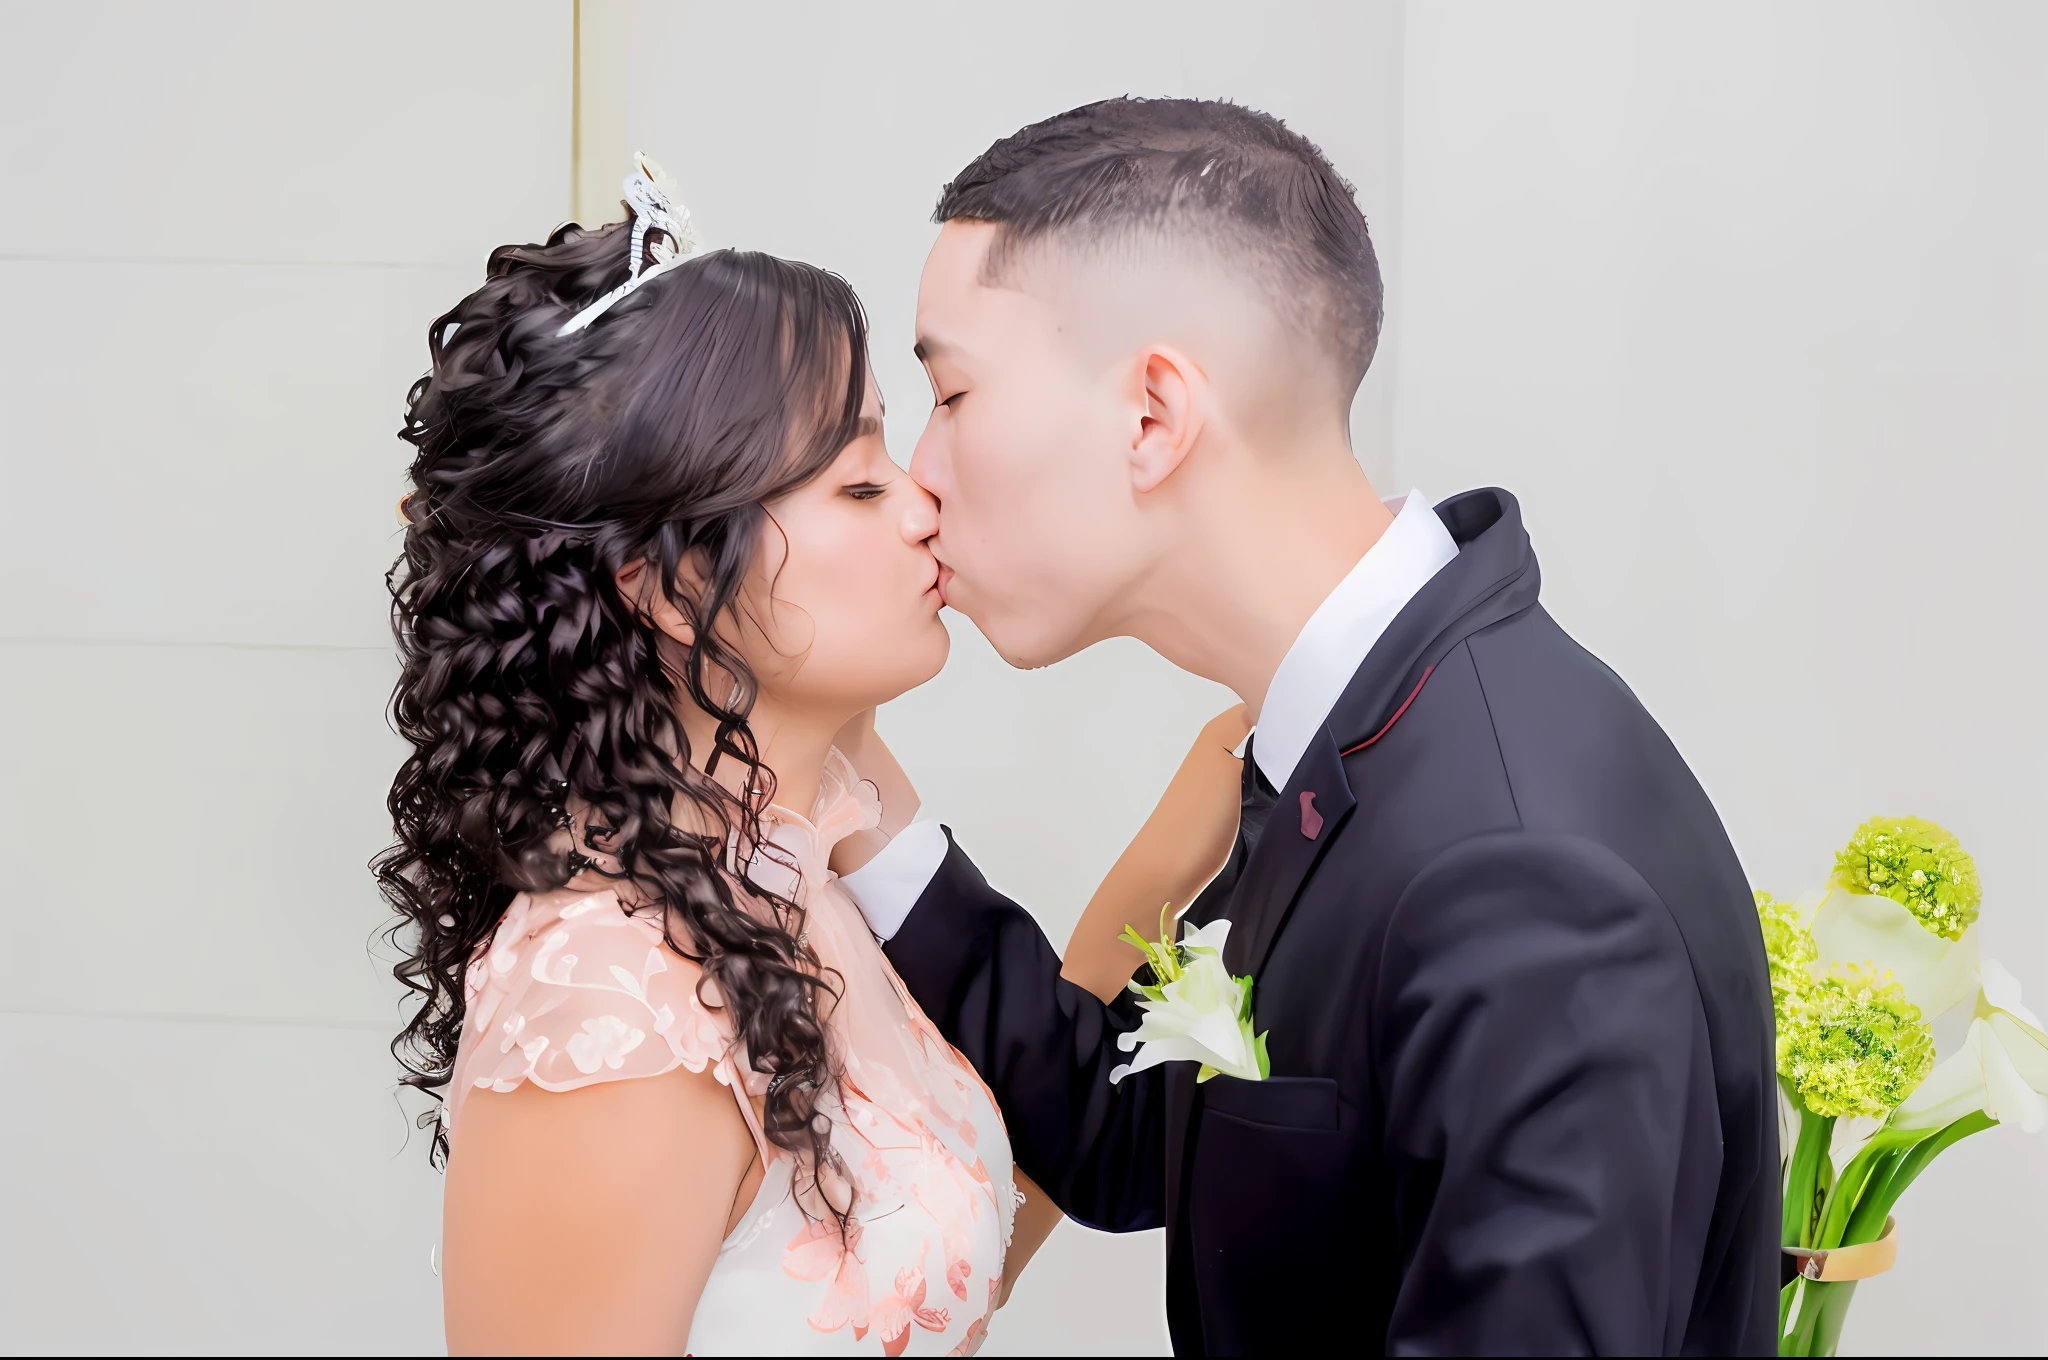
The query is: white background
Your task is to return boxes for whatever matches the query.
[1,1,2041,1354]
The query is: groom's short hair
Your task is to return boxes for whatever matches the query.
[934,97,1383,390]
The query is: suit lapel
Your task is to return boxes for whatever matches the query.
[1224,728,1356,979]
[1161,489,1546,1267]
[1163,788,1259,1242]
[1166,732,1355,1241]
[1219,488,1541,982]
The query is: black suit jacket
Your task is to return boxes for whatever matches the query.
[883,489,1779,1355]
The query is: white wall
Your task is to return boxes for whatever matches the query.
[0,2,570,1351]
[4,2,2040,1355]
[1396,4,2048,1354]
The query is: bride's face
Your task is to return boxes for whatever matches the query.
[734,380,948,717]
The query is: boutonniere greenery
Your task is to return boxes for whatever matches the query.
[1109,906,1270,1084]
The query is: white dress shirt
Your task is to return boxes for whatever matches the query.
[842,491,1459,941]
[1247,490,1459,790]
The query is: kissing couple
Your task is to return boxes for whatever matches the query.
[382,97,1779,1356]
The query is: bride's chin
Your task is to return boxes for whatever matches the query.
[906,618,951,685]
[888,619,952,697]
[825,623,952,715]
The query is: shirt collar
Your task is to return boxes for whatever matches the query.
[1251,490,1460,790]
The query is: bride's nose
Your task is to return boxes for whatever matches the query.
[899,477,939,545]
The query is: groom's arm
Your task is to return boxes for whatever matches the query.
[843,829,1170,1233]
[1375,831,1719,1357]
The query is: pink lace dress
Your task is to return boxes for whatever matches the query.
[444,752,1016,1356]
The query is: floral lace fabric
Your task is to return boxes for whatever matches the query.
[446,751,1016,1356]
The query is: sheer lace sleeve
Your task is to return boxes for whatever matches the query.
[454,889,738,1108]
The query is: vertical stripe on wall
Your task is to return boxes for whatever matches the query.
[573,0,629,226]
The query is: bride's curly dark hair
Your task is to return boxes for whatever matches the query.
[376,214,869,1213]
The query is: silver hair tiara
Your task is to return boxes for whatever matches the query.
[557,153,705,336]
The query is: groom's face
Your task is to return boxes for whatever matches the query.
[909,222,1146,668]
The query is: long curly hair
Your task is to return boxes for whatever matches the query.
[376,215,869,1217]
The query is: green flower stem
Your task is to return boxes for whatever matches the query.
[1791,1279,1857,1357]
[1838,1145,1906,1249]
[1848,1110,1995,1245]
[1782,1276,1859,1358]
[1782,1278,1834,1357]
[1783,1102,1834,1250]
[1887,1108,1994,1192]
[1814,1137,1887,1251]
[1815,1125,1928,1249]
[1776,1112,1998,1356]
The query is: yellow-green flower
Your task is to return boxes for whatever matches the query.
[1757,890,1819,1032]
[1777,964,1935,1117]
[1832,816,1981,941]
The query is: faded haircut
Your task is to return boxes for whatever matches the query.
[934,96,1384,392]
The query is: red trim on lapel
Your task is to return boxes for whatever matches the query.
[1339,665,1435,757]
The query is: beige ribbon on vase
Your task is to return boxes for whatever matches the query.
[1784,1216,1898,1283]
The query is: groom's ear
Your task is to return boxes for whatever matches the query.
[1127,345,1208,494]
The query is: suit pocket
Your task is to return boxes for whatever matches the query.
[1189,1076,1349,1353]
[1200,1074,1340,1130]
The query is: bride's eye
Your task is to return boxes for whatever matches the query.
[844,482,887,501]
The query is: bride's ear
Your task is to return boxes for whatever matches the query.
[614,557,697,646]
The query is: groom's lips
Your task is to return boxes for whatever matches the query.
[936,563,955,605]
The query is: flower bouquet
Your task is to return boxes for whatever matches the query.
[1764,817,2046,1356]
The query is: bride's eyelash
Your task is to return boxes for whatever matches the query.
[845,482,887,501]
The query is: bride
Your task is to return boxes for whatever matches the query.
[376,160,1244,1355]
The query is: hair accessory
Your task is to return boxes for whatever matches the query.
[557,152,704,336]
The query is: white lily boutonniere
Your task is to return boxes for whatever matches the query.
[1109,908,1270,1085]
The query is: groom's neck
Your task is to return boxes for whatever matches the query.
[1125,437,1393,722]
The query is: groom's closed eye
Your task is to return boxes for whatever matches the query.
[914,335,968,410]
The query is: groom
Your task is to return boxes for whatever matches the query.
[841,98,1778,1356]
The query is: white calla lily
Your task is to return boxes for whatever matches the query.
[1179,918,1233,956]
[1112,954,1254,1078]
[1982,957,2048,1035]
[1111,916,1269,1084]
[1809,885,1980,1017]
[1892,960,2048,1134]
